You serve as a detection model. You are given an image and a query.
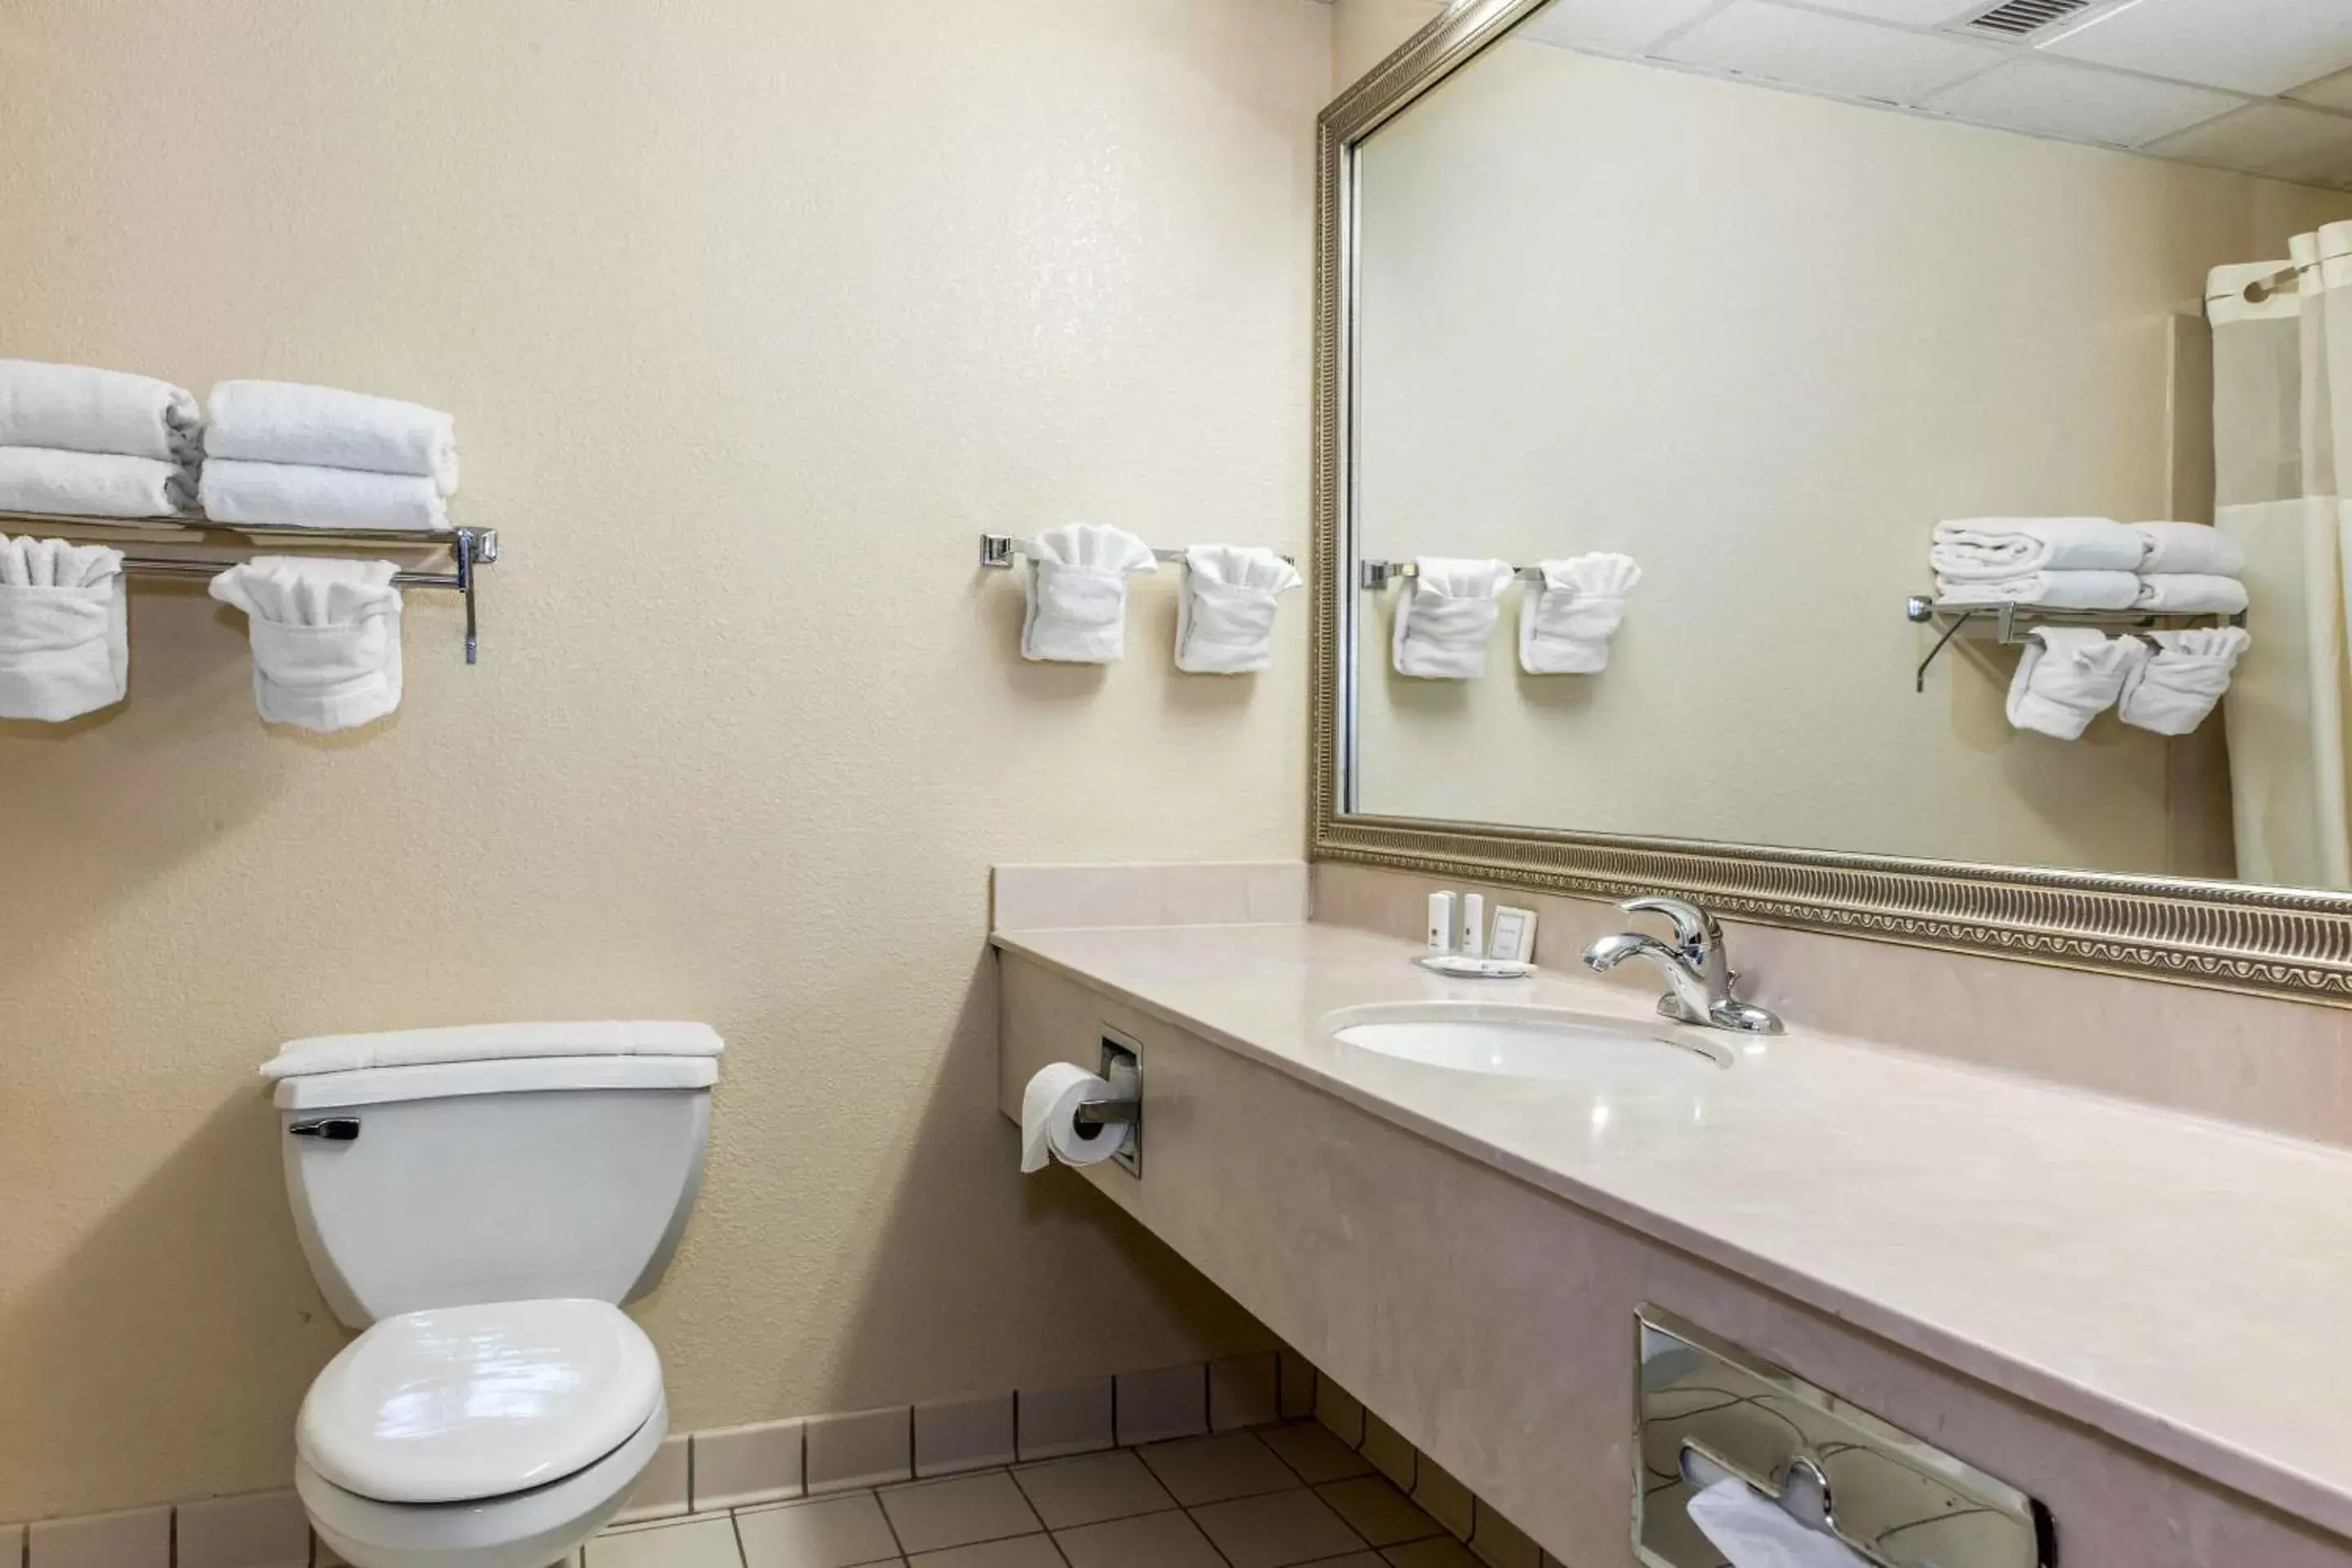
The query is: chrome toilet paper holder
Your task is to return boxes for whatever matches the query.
[1080,1030,1144,1177]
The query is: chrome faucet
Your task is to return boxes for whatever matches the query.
[1583,896,1782,1035]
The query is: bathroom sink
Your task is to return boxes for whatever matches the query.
[1323,1002,1732,1083]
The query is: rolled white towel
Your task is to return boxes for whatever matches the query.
[0,534,127,721]
[2131,521,2246,577]
[208,556,403,733]
[1393,558,1513,679]
[2134,573,2248,615]
[1174,545,1301,674]
[0,359,201,463]
[0,448,190,519]
[1020,523,1157,663]
[1935,570,2140,610]
[2007,627,2146,740]
[1929,517,2142,579]
[1519,553,1641,674]
[199,459,447,532]
[207,380,459,495]
[2118,626,2250,736]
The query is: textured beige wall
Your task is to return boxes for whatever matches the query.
[1352,35,2352,874]
[0,0,1330,1521]
[1332,0,1442,91]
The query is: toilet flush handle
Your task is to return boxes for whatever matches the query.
[287,1117,362,1142]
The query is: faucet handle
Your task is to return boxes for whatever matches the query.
[1618,896,1720,956]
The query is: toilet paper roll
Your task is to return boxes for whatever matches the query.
[1685,1478,1872,1568]
[1020,1062,1128,1174]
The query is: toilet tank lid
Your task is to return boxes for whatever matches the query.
[262,1020,724,1080]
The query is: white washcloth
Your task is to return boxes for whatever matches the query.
[1686,1479,1871,1568]
[2132,521,2245,577]
[199,458,447,532]
[0,448,189,518]
[1928,517,2143,579]
[208,556,403,733]
[1020,523,1157,663]
[1933,570,2141,610]
[2134,573,2248,614]
[0,535,127,721]
[0,359,200,462]
[1174,545,1301,674]
[1519,553,1641,674]
[2119,626,2250,736]
[207,380,459,494]
[1393,558,1513,679]
[2007,627,2146,740]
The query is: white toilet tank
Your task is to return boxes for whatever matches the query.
[264,1022,723,1328]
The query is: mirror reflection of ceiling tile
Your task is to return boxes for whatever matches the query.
[2040,0,2352,99]
[2288,66,2352,112]
[1658,1,2003,103]
[2145,100,2352,187]
[1515,0,1726,58]
[1925,58,2240,146]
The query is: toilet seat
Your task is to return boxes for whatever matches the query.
[301,1298,662,1503]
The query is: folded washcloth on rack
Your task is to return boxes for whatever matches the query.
[1174,545,1301,674]
[1020,523,1157,663]
[2007,627,2146,740]
[1928,517,2142,579]
[207,380,459,494]
[1519,553,1641,674]
[0,448,190,518]
[198,459,447,532]
[2131,521,2245,577]
[208,556,403,733]
[1393,557,1513,679]
[2134,573,2248,615]
[0,359,200,463]
[1933,569,2140,610]
[2118,626,2250,736]
[0,535,127,721]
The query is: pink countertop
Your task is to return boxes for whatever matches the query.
[994,918,2352,1540]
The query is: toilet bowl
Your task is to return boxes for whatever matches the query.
[264,1022,722,1568]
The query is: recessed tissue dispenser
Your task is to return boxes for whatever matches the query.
[1635,1307,2054,1567]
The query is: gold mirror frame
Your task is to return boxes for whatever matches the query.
[1307,0,2352,1004]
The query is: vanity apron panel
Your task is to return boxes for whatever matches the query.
[998,953,2352,1568]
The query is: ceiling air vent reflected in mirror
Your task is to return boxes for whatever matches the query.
[1960,0,2096,38]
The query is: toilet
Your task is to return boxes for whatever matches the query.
[262,1020,723,1568]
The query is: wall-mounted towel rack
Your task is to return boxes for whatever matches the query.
[1357,559,1544,589]
[0,510,501,664]
[978,532,1296,570]
[1905,594,2245,694]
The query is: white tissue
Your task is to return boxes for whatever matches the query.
[1020,1062,1129,1174]
[1684,1479,1873,1568]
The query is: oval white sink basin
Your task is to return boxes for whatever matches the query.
[1323,1002,1731,1083]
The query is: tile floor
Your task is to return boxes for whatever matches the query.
[587,1427,1464,1568]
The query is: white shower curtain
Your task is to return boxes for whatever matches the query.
[2210,225,2352,889]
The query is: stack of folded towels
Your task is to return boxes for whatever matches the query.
[1930,517,2246,613]
[0,359,200,517]
[200,381,460,532]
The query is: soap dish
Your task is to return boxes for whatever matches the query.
[1414,955,1536,979]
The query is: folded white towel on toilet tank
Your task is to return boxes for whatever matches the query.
[0,534,127,721]
[208,556,404,733]
[1520,553,1641,674]
[1175,544,1301,674]
[2118,626,2250,736]
[1927,517,2143,578]
[206,380,460,494]
[2007,626,2146,740]
[0,359,202,463]
[1020,523,1158,663]
[1392,557,1513,679]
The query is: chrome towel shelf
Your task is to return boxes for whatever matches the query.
[1358,559,1544,589]
[978,532,1294,570]
[1906,594,2245,694]
[0,510,501,664]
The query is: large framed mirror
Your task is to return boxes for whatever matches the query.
[1310,0,2352,1000]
